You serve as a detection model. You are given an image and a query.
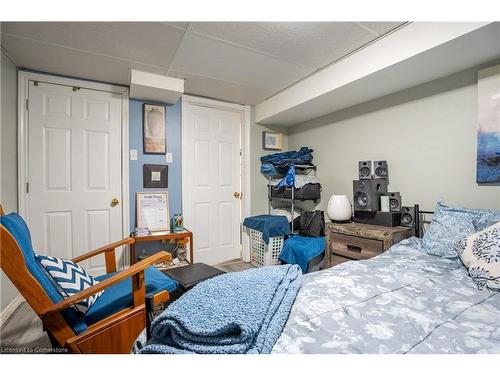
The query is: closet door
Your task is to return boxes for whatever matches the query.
[183,100,242,265]
[27,80,124,275]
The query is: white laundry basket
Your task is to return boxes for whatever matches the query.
[245,227,284,267]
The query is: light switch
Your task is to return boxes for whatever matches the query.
[165,152,173,163]
[130,149,138,161]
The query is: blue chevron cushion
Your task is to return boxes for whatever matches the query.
[36,255,103,315]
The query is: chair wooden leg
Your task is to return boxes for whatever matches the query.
[47,331,63,350]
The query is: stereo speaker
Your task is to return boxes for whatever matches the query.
[354,211,401,227]
[400,206,416,227]
[373,160,388,179]
[352,179,388,212]
[388,192,402,212]
[358,161,372,180]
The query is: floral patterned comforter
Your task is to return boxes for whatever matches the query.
[272,238,500,354]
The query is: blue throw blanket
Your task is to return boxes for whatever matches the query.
[140,265,303,354]
[279,235,326,273]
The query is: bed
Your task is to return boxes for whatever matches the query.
[135,202,500,354]
[273,237,500,354]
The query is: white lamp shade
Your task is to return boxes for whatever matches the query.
[327,195,352,221]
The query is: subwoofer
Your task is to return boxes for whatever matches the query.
[353,179,388,212]
[400,206,416,227]
[358,161,372,180]
[373,160,388,179]
[354,211,401,227]
[388,192,402,212]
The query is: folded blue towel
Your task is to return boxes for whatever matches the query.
[261,162,278,177]
[140,264,302,354]
[243,215,290,244]
[279,235,326,273]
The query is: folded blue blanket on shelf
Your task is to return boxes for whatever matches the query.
[140,264,303,354]
[260,147,314,167]
[279,235,326,273]
[260,147,314,177]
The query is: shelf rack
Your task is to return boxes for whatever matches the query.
[267,164,318,234]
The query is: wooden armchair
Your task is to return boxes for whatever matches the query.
[0,205,174,353]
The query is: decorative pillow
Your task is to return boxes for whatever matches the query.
[422,201,484,258]
[455,222,500,292]
[473,210,500,231]
[36,255,103,314]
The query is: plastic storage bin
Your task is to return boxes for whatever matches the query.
[246,227,284,267]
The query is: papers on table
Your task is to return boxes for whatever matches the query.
[136,192,170,232]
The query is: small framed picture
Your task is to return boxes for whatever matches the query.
[262,131,283,151]
[136,192,170,232]
[143,103,166,154]
[143,164,168,188]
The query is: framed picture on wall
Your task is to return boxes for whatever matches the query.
[262,131,283,151]
[143,103,166,154]
[143,164,168,188]
[136,192,169,232]
[477,64,500,183]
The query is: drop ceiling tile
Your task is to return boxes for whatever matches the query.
[356,22,406,36]
[170,70,273,105]
[191,22,383,69]
[171,32,312,92]
[1,34,168,85]
[1,22,184,68]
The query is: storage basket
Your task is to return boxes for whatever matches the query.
[245,227,284,267]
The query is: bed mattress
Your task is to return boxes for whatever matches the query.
[272,238,500,354]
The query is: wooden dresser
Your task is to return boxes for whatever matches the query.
[325,222,412,268]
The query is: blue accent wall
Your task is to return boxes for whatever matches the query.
[129,99,182,233]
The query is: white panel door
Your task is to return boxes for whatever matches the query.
[27,81,123,275]
[184,103,242,265]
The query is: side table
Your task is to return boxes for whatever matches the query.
[130,229,194,265]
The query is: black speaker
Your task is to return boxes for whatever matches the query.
[354,211,401,227]
[353,179,388,212]
[358,161,372,180]
[400,206,416,227]
[388,192,401,212]
[373,160,388,179]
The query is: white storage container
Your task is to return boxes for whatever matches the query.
[245,227,284,267]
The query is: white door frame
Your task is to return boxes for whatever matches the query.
[181,94,251,262]
[17,71,130,255]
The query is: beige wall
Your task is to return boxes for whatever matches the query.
[288,63,500,213]
[1,50,19,311]
[250,107,289,215]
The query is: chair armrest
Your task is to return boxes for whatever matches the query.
[72,237,135,264]
[40,251,172,316]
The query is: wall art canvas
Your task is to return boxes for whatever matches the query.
[143,103,166,154]
[262,131,283,150]
[477,64,500,183]
[143,164,168,189]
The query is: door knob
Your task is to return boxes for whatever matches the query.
[111,198,120,207]
[233,192,241,199]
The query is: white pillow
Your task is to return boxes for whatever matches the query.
[455,222,500,292]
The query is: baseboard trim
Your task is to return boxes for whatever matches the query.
[0,295,24,328]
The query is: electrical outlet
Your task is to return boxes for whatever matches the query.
[165,152,173,163]
[130,149,138,161]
